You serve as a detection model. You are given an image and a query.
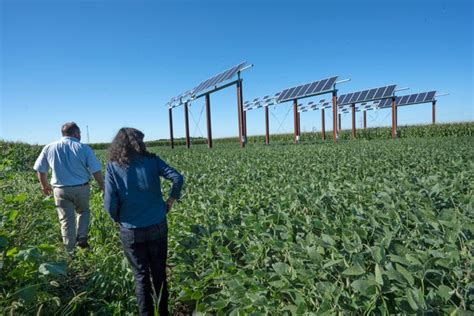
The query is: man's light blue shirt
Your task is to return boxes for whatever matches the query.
[33,137,102,187]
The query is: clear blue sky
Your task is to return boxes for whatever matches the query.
[1,0,473,144]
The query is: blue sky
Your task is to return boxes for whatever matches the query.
[1,0,472,144]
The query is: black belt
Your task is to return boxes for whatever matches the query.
[58,182,89,188]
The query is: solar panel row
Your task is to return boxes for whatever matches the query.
[337,85,396,106]
[378,91,436,108]
[298,101,332,113]
[276,76,338,103]
[193,62,247,95]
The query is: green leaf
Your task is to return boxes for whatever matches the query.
[407,289,419,311]
[38,262,68,277]
[351,278,377,296]
[8,210,19,221]
[321,234,335,246]
[342,264,365,276]
[13,193,27,203]
[6,247,18,257]
[396,263,414,286]
[272,262,290,276]
[375,264,383,285]
[437,285,452,302]
[18,285,38,305]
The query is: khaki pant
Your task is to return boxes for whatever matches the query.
[53,184,90,252]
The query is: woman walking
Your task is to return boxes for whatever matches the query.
[104,128,184,316]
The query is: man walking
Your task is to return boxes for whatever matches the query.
[34,122,104,253]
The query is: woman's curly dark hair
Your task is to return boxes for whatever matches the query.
[108,127,156,166]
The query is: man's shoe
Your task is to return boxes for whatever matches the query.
[76,239,90,249]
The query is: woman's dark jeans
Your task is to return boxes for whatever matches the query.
[119,221,169,316]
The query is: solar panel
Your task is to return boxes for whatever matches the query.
[338,85,396,106]
[378,98,393,108]
[276,76,338,103]
[425,91,436,102]
[193,62,247,95]
[395,91,437,107]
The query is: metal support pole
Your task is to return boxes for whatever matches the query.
[297,111,301,138]
[205,94,213,148]
[432,101,436,124]
[391,97,397,139]
[168,108,174,149]
[243,111,247,140]
[338,114,342,132]
[184,103,190,149]
[332,91,337,143]
[351,103,356,139]
[293,99,299,143]
[321,108,326,141]
[265,106,270,145]
[240,79,247,145]
[363,111,367,129]
[236,80,244,148]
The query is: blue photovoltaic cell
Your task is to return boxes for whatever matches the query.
[278,88,293,101]
[408,94,418,104]
[298,83,313,97]
[305,82,319,95]
[288,85,306,99]
[398,95,410,105]
[425,91,436,102]
[311,80,328,94]
[415,93,427,103]
[337,93,350,105]
[366,89,378,100]
[277,76,337,102]
[385,85,396,97]
[349,92,361,103]
[322,78,335,91]
[358,90,369,103]
[379,98,392,108]
[374,87,387,99]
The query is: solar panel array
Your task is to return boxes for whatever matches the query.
[298,99,333,112]
[167,90,193,108]
[244,94,279,111]
[168,62,248,108]
[337,85,396,107]
[193,62,247,95]
[378,91,436,108]
[277,76,338,103]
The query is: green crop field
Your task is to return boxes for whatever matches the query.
[1,124,473,315]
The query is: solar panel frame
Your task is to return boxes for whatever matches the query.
[338,85,397,107]
[193,62,247,96]
[277,76,337,103]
